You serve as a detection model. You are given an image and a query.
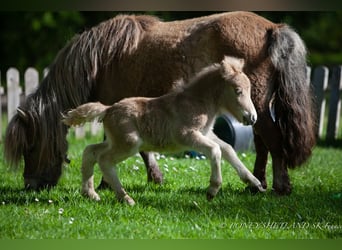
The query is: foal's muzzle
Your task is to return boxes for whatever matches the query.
[243,111,257,125]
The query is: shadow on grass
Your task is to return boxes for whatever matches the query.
[124,183,342,221]
[0,185,81,205]
[1,181,341,229]
[316,138,342,148]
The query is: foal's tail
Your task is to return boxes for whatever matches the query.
[62,102,109,126]
[268,25,316,168]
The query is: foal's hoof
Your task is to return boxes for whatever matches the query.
[245,185,266,194]
[83,191,101,201]
[123,195,136,206]
[256,183,266,193]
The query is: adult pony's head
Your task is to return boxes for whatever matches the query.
[4,85,70,189]
[219,56,257,125]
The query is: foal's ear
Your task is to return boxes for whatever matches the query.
[17,107,29,124]
[222,56,245,71]
[235,58,245,69]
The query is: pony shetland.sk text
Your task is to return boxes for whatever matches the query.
[62,56,264,205]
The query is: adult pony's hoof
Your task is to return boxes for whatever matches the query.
[206,192,215,201]
[272,185,292,196]
[147,165,163,184]
[272,178,292,195]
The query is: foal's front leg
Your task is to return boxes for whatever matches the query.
[208,132,265,192]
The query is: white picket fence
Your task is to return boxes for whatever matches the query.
[0,66,341,142]
[0,67,102,142]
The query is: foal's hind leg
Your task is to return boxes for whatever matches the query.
[98,148,136,206]
[81,142,108,201]
[97,130,142,206]
[99,153,135,206]
[97,151,163,189]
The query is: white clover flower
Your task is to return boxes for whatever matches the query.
[189,166,196,172]
[69,217,75,224]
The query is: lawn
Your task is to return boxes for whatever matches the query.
[0,131,341,239]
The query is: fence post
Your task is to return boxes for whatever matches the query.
[326,66,342,142]
[6,68,21,122]
[24,67,39,96]
[311,66,329,138]
[91,121,102,136]
[75,125,86,139]
[43,68,49,78]
[306,66,312,86]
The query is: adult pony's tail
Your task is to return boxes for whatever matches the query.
[62,102,109,127]
[268,25,316,168]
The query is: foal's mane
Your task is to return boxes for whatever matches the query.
[4,14,159,170]
[178,56,244,90]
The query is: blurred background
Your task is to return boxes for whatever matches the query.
[0,11,341,74]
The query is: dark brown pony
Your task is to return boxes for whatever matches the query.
[4,12,315,194]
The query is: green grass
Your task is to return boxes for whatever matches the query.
[0,132,341,239]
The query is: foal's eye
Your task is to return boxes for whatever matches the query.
[234,88,243,96]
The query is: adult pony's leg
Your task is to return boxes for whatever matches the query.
[254,116,292,195]
[251,132,269,191]
[140,152,163,184]
[270,154,291,195]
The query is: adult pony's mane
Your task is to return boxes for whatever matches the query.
[4,14,159,171]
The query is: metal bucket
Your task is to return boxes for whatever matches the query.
[213,113,254,152]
